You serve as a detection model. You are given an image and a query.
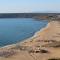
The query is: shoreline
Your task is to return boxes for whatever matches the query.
[0,20,60,60]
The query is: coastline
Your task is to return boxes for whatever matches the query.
[0,20,60,60]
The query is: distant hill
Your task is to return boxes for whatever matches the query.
[0,13,60,18]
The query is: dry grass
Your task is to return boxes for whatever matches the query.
[0,50,16,58]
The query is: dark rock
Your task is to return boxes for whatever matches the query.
[48,58,60,60]
[40,49,49,53]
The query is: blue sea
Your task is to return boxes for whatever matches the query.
[0,18,48,47]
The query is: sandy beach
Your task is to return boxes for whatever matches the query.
[0,20,60,60]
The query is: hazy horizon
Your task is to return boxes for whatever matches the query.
[0,0,60,13]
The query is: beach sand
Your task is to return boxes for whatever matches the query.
[0,20,60,60]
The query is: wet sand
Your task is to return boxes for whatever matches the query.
[0,20,60,60]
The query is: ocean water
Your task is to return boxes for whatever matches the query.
[0,18,48,47]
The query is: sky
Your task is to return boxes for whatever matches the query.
[0,0,60,13]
